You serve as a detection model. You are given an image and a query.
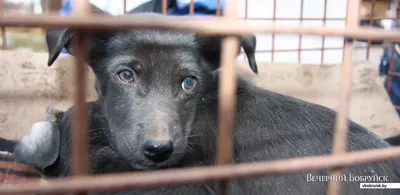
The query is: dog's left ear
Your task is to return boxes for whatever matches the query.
[195,34,258,74]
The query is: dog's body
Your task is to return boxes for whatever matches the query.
[41,85,400,195]
[8,13,400,195]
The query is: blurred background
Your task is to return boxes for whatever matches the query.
[1,0,398,64]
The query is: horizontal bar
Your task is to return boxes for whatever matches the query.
[247,45,392,53]
[240,17,345,20]
[0,14,399,41]
[1,146,400,194]
[389,71,400,77]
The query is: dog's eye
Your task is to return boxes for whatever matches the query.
[181,77,196,90]
[118,70,135,83]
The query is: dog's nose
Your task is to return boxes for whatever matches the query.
[143,139,173,162]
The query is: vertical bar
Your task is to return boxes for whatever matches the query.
[216,1,239,194]
[71,1,90,194]
[385,1,400,92]
[244,0,248,18]
[44,0,49,13]
[321,0,328,65]
[0,0,6,50]
[298,0,304,63]
[386,43,396,92]
[216,0,221,16]
[123,0,127,14]
[342,0,350,63]
[190,0,195,16]
[271,0,277,61]
[162,0,167,15]
[327,1,360,195]
[366,0,376,60]
[243,0,248,61]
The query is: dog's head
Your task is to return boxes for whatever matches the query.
[46,14,258,170]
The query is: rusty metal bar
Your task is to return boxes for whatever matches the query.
[250,44,392,53]
[216,0,221,16]
[385,1,400,92]
[237,16,399,21]
[1,146,400,194]
[241,17,346,20]
[0,0,6,50]
[215,0,239,194]
[162,0,167,15]
[123,0,127,14]
[386,43,397,92]
[327,0,360,195]
[190,0,195,16]
[244,0,248,19]
[271,0,276,61]
[321,0,328,65]
[342,0,350,63]
[0,1,399,195]
[389,71,400,77]
[1,15,400,41]
[243,0,248,61]
[366,0,376,60]
[44,0,49,13]
[298,0,304,63]
[70,1,90,195]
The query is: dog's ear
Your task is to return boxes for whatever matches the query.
[46,28,117,66]
[46,6,115,66]
[196,34,258,74]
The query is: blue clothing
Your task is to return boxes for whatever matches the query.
[58,0,224,54]
[168,0,225,16]
[59,0,73,54]
[379,41,400,117]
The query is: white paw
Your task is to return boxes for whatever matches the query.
[19,121,55,155]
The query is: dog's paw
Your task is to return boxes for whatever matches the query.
[13,120,60,170]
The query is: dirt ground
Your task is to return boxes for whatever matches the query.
[0,50,399,140]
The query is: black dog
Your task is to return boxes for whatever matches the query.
[9,13,400,195]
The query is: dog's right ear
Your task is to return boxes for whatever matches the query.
[46,28,117,66]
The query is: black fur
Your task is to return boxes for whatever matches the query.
[12,13,400,195]
[385,134,400,146]
[0,137,17,153]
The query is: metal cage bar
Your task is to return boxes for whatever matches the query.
[321,0,329,65]
[271,0,276,61]
[44,0,49,13]
[366,0,376,60]
[298,0,304,63]
[70,1,91,195]
[190,0,195,16]
[215,1,239,194]
[123,0,127,14]
[0,0,400,194]
[162,0,167,15]
[243,0,248,61]
[1,146,400,194]
[1,15,400,40]
[216,0,221,16]
[327,1,361,194]
[0,0,6,50]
